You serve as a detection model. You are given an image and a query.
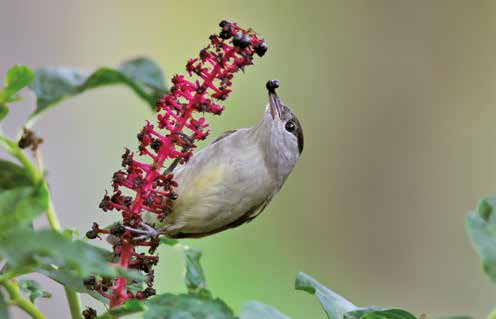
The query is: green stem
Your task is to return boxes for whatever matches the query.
[2,280,46,319]
[0,136,41,182]
[64,287,83,319]
[40,183,80,318]
[44,189,81,319]
[44,189,81,318]
[0,267,32,283]
[45,194,61,230]
[14,148,40,182]
[0,136,82,319]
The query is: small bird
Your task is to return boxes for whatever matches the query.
[135,80,303,239]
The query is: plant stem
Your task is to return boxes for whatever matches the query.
[0,136,41,182]
[14,148,41,182]
[12,142,82,319]
[46,194,61,230]
[43,188,81,319]
[0,267,32,282]
[64,286,83,319]
[3,280,46,319]
[110,242,134,308]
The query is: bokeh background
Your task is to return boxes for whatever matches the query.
[1,0,496,318]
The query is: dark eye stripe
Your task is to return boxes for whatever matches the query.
[280,105,303,154]
[296,128,304,154]
[291,117,304,154]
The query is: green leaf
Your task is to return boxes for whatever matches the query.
[18,279,52,303]
[28,57,167,123]
[0,289,9,319]
[0,65,35,122]
[344,308,385,319]
[38,266,109,305]
[0,159,33,190]
[0,104,8,122]
[240,301,290,319]
[5,65,35,96]
[0,229,113,276]
[182,246,207,294]
[358,309,417,319]
[295,272,357,319]
[115,267,145,282]
[435,317,474,319]
[144,293,235,319]
[116,57,166,93]
[0,65,35,103]
[0,183,49,234]
[466,205,496,283]
[95,299,146,319]
[477,197,496,223]
[0,229,142,287]
[127,279,144,295]
[159,237,179,246]
[32,231,142,305]
[62,228,80,240]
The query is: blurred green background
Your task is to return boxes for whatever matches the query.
[2,0,496,318]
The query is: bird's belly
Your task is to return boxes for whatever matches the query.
[161,161,273,236]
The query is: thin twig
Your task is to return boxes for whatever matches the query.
[2,280,46,319]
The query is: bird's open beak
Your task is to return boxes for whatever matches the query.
[267,80,282,120]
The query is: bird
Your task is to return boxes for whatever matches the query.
[132,80,303,239]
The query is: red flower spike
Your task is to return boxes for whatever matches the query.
[87,20,268,309]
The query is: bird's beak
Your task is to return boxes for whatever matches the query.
[269,91,282,120]
[267,80,282,120]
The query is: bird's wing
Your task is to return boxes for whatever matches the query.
[171,195,273,239]
[227,195,273,228]
[210,130,237,145]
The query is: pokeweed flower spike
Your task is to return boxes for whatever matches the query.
[86,20,268,309]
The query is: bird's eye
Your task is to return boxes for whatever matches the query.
[285,120,296,132]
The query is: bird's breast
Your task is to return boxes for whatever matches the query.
[159,146,275,236]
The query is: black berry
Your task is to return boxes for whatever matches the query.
[83,276,96,289]
[266,79,280,93]
[82,308,97,319]
[142,287,156,298]
[85,230,98,239]
[233,33,251,48]
[219,30,231,39]
[255,42,268,57]
[219,19,231,28]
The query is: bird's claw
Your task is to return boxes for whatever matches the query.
[124,223,159,241]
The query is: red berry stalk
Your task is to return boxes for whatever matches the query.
[86,20,268,309]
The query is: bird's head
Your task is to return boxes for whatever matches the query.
[257,80,303,181]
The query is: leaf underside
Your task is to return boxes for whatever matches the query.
[240,300,290,319]
[28,57,167,124]
[144,293,235,319]
[466,196,496,284]
[295,272,356,319]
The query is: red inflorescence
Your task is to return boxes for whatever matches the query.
[87,20,267,309]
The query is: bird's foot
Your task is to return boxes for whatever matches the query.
[124,223,159,241]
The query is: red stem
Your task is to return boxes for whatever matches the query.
[108,47,237,309]
[109,241,133,307]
